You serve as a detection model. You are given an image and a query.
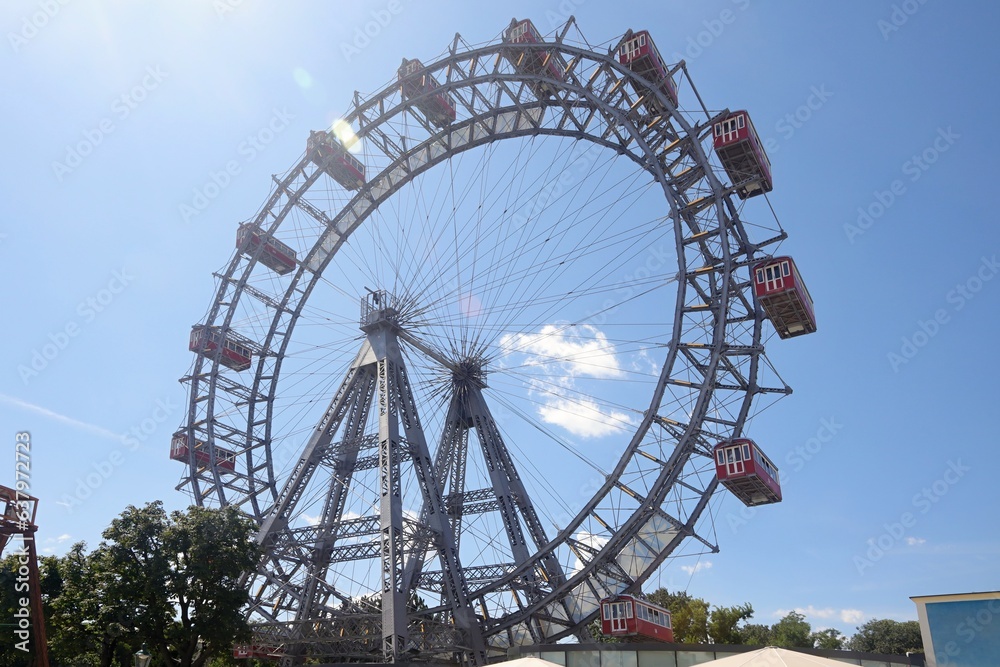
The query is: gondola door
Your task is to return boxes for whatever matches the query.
[609,601,628,633]
[764,262,785,292]
[726,445,745,476]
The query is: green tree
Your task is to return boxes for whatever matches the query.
[708,603,754,644]
[97,501,260,667]
[739,623,773,646]
[588,616,620,643]
[0,544,66,666]
[847,618,923,654]
[811,627,845,650]
[0,551,34,667]
[97,501,174,665]
[48,541,136,667]
[770,611,813,648]
[647,589,709,643]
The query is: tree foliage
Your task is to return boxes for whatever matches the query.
[738,623,773,646]
[588,591,767,649]
[646,589,709,643]
[588,616,619,643]
[2,503,931,663]
[0,554,36,666]
[48,540,140,667]
[0,502,260,667]
[847,618,923,654]
[770,611,813,648]
[708,603,754,645]
[0,545,67,666]
[811,627,846,650]
[95,502,260,667]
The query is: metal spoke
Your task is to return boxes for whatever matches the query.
[175,16,793,665]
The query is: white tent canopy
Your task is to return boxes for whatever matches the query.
[693,646,864,666]
[501,659,566,667]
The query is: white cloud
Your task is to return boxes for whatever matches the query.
[570,531,608,574]
[681,560,713,576]
[841,609,865,624]
[630,347,660,376]
[501,324,636,438]
[776,605,835,619]
[501,324,625,379]
[538,397,632,438]
[0,393,122,443]
[906,537,926,546]
[776,606,866,625]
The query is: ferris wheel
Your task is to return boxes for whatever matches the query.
[173,16,814,666]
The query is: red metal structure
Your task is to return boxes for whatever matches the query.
[170,432,236,472]
[502,18,564,98]
[752,256,816,339]
[0,486,50,667]
[618,30,677,109]
[600,594,674,643]
[189,325,253,372]
[714,438,781,506]
[398,58,456,128]
[306,130,366,190]
[234,643,283,659]
[237,224,297,275]
[712,110,772,199]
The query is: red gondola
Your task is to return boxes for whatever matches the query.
[398,58,456,128]
[306,130,365,190]
[502,18,564,99]
[237,223,296,275]
[600,594,675,643]
[233,644,282,659]
[170,432,236,472]
[618,30,678,109]
[712,110,772,199]
[189,325,253,372]
[714,438,781,507]
[752,256,816,339]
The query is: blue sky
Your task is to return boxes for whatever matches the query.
[2,0,998,642]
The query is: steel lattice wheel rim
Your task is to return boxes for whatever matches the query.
[176,21,790,664]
